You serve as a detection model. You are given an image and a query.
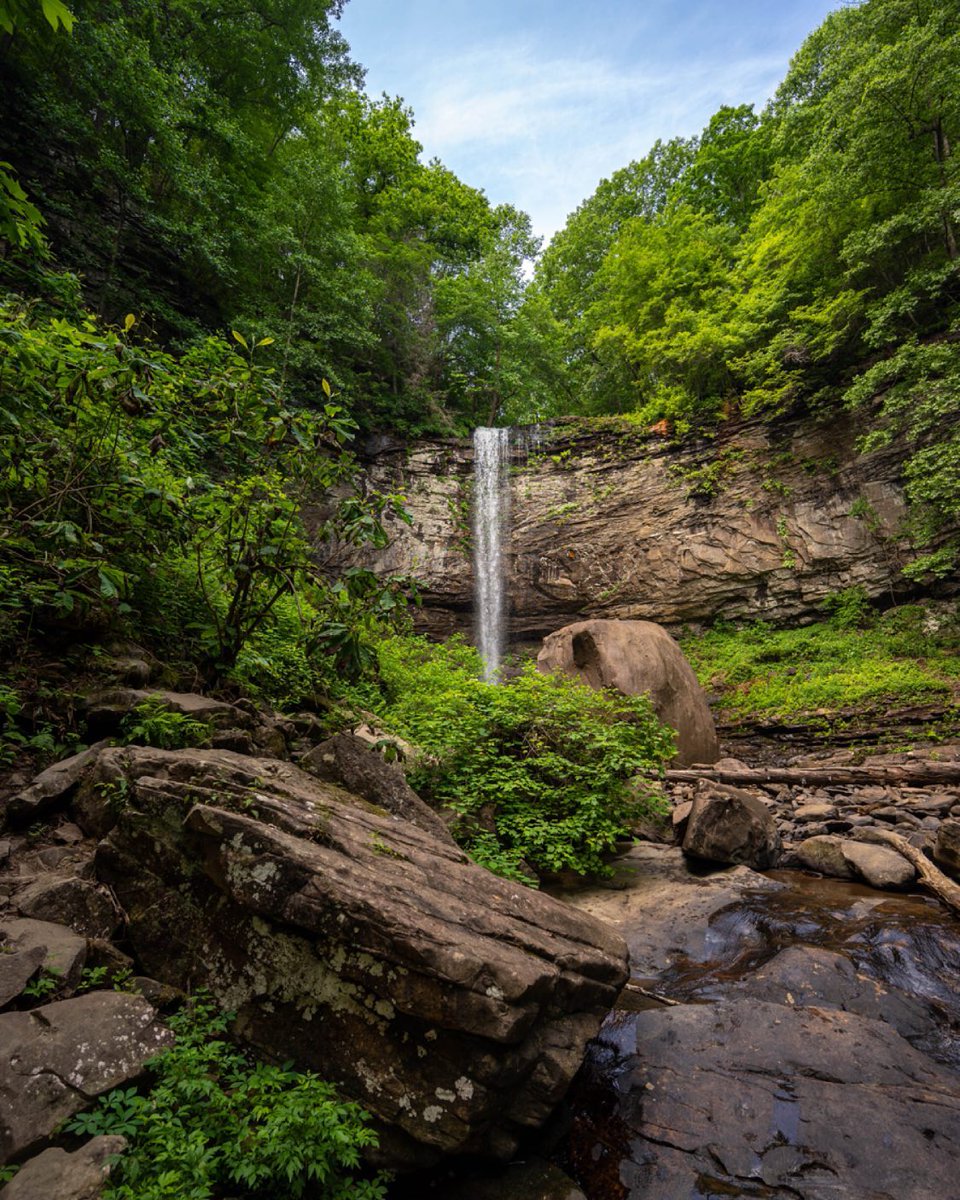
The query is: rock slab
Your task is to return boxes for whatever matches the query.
[571,998,960,1200]
[0,992,171,1162]
[91,746,629,1166]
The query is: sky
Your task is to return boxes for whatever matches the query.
[337,0,841,246]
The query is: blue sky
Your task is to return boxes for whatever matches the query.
[337,0,841,245]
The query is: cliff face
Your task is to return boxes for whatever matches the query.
[327,414,919,643]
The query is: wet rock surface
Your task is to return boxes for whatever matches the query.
[571,999,960,1200]
[558,812,960,1199]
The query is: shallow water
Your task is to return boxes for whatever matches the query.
[557,868,960,1199]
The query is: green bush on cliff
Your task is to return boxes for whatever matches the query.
[374,636,674,881]
[65,996,389,1200]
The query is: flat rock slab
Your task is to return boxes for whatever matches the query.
[0,920,87,1006]
[730,945,935,1043]
[91,746,628,1166]
[0,1135,127,1199]
[559,844,782,978]
[572,998,960,1200]
[0,992,171,1162]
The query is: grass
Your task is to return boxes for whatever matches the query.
[680,601,960,723]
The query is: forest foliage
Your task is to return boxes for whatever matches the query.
[1,0,958,746]
[3,0,956,570]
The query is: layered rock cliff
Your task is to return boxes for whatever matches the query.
[324,412,924,644]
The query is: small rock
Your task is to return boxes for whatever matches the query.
[0,1135,127,1200]
[842,841,916,890]
[796,835,853,880]
[301,732,456,846]
[0,919,87,1001]
[915,794,956,815]
[51,823,84,846]
[36,847,71,870]
[794,802,838,821]
[14,877,121,940]
[3,746,107,829]
[933,819,960,877]
[671,800,693,842]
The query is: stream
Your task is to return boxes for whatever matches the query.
[559,864,960,1199]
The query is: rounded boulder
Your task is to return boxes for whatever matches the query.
[537,619,719,766]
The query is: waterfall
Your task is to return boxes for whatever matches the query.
[472,426,510,682]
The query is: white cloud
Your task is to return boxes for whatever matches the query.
[403,38,789,243]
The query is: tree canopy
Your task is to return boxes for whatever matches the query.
[1,0,958,567]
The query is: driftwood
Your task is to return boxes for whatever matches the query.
[622,981,681,1007]
[859,828,960,916]
[661,763,960,789]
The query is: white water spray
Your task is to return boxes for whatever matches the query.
[472,426,510,682]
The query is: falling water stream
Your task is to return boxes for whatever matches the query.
[472,426,510,682]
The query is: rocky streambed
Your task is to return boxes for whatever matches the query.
[539,743,960,1200]
[1,691,959,1200]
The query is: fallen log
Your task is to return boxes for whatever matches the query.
[660,763,960,789]
[858,828,960,916]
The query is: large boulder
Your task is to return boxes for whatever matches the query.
[537,619,719,765]
[89,746,628,1167]
[681,781,781,870]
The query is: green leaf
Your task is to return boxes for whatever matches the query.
[231,331,249,349]
[40,0,74,31]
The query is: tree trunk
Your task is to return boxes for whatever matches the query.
[661,763,960,787]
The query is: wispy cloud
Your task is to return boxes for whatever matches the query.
[405,38,789,241]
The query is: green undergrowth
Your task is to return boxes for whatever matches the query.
[63,996,389,1200]
[362,635,675,882]
[681,597,960,724]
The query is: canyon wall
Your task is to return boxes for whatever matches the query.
[322,413,922,644]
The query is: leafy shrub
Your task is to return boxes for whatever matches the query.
[373,636,674,880]
[821,585,872,629]
[64,997,389,1200]
[0,297,408,690]
[120,699,211,750]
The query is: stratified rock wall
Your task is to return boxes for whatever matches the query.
[324,414,919,642]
